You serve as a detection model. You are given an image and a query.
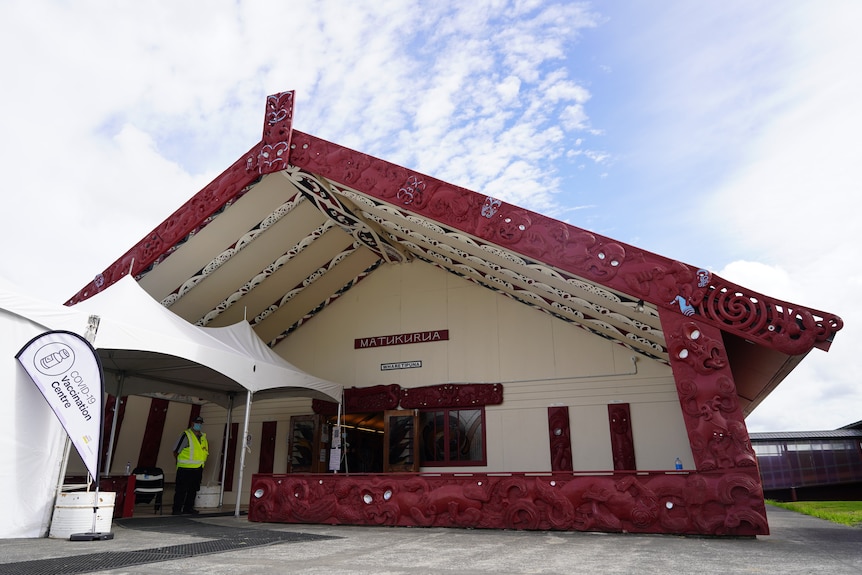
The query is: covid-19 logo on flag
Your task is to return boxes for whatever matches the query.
[16,330,104,479]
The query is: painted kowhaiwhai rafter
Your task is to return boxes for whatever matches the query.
[250,242,366,327]
[268,260,384,348]
[281,167,411,264]
[195,218,340,326]
[405,247,667,362]
[333,187,666,356]
[162,193,308,308]
[340,186,660,330]
[397,230,662,351]
[400,238,667,361]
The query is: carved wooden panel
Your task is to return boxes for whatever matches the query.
[660,313,759,473]
[344,384,401,412]
[138,398,169,470]
[608,403,636,471]
[248,469,768,536]
[312,399,338,415]
[219,422,239,492]
[548,406,573,472]
[258,420,278,474]
[400,383,503,408]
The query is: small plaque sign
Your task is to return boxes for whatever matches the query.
[381,360,422,371]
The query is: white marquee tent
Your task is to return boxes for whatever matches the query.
[0,275,342,538]
[72,276,343,404]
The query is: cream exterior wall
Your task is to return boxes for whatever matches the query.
[275,260,693,474]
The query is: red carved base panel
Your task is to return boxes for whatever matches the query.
[248,470,768,536]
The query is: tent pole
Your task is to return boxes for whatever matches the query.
[234,390,253,518]
[55,436,72,495]
[103,372,124,476]
[219,393,234,508]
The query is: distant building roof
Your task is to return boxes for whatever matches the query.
[839,420,862,430]
[750,429,862,442]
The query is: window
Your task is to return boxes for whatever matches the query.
[419,408,486,466]
[753,443,781,456]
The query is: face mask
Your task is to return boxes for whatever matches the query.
[193,423,202,432]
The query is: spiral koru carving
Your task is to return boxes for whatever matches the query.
[700,275,842,355]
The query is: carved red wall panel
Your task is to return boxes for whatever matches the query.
[138,398,169,469]
[249,470,767,536]
[400,383,503,408]
[548,406,573,472]
[316,384,505,413]
[344,384,401,412]
[258,421,278,474]
[659,312,759,472]
[657,309,768,529]
[312,399,339,415]
[608,403,636,471]
[220,422,239,492]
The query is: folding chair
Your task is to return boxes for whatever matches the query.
[132,467,165,514]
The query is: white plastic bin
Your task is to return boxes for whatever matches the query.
[194,485,220,509]
[49,491,115,538]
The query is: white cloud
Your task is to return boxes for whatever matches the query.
[718,260,858,432]
[0,0,601,303]
[496,76,522,103]
[697,4,862,430]
[0,0,855,433]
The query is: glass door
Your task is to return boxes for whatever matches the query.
[383,410,420,472]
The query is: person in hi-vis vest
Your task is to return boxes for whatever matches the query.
[172,415,209,515]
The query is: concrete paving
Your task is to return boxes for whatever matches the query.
[0,505,860,575]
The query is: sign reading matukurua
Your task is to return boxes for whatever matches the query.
[16,330,104,480]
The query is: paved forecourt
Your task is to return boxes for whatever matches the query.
[0,505,860,575]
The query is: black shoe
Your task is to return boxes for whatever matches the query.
[171,510,182,516]
[184,509,200,515]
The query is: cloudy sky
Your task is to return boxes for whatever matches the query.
[0,1,858,432]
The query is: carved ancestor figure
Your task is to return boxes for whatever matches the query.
[608,404,636,470]
[678,377,757,470]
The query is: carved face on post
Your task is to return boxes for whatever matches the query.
[669,322,727,374]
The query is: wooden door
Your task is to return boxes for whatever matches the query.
[287,414,329,473]
[383,410,420,472]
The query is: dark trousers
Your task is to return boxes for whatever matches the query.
[172,466,203,513]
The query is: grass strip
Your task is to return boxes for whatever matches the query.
[767,500,862,527]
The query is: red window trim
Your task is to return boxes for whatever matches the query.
[419,407,487,467]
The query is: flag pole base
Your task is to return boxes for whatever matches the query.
[69,532,114,541]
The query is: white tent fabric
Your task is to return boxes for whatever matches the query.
[72,276,342,405]
[73,278,344,519]
[0,282,91,538]
[0,276,342,538]
[206,321,342,400]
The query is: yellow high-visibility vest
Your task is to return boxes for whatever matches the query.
[176,429,208,468]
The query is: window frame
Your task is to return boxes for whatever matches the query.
[418,407,487,467]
